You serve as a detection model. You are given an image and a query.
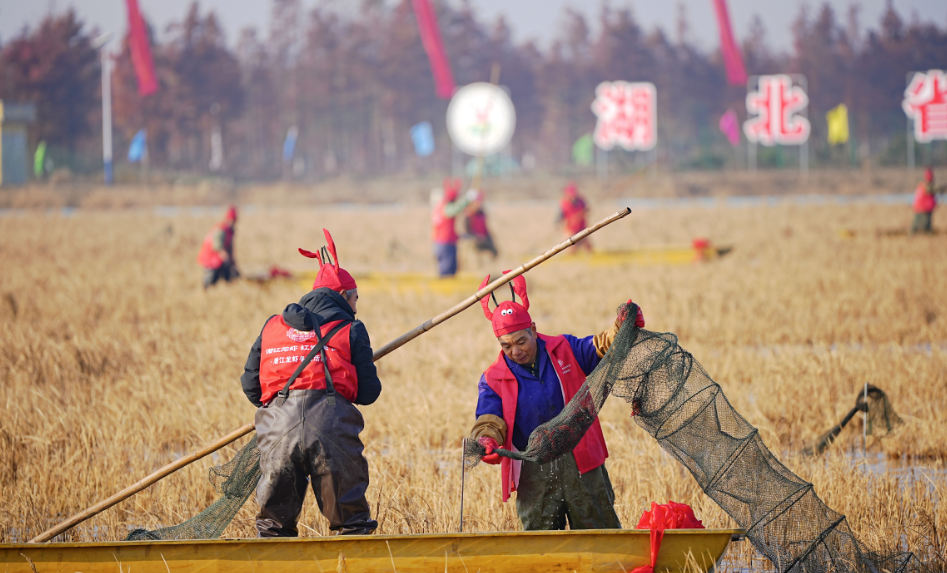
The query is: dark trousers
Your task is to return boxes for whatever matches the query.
[254,390,377,537]
[433,242,458,277]
[515,453,622,531]
[911,212,933,234]
[203,262,235,289]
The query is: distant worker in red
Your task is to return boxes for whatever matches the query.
[432,177,473,277]
[911,168,941,234]
[197,205,239,288]
[464,189,498,260]
[558,182,591,252]
[241,229,381,537]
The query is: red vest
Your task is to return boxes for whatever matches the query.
[560,197,587,233]
[259,317,357,404]
[432,199,459,244]
[466,210,489,237]
[914,183,936,213]
[483,334,608,502]
[197,223,233,269]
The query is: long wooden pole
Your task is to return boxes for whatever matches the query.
[30,207,631,543]
[373,207,631,360]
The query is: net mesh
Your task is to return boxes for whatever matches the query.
[125,435,261,541]
[463,303,928,573]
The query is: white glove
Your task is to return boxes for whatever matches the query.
[466,189,480,202]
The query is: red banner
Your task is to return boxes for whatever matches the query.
[712,0,747,86]
[126,0,158,96]
[411,0,455,100]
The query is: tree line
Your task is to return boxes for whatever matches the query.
[1,0,945,182]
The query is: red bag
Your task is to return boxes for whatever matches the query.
[631,501,704,573]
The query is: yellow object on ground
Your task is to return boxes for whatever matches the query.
[1,529,743,573]
[298,270,482,295]
[558,246,730,266]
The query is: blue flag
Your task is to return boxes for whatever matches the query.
[128,129,147,162]
[283,126,298,163]
[410,121,435,157]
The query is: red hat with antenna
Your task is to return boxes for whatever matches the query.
[480,271,532,338]
[299,229,357,291]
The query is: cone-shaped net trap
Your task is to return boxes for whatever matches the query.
[125,435,261,541]
[464,303,928,573]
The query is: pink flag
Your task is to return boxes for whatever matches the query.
[411,0,456,99]
[712,0,747,86]
[719,109,740,146]
[125,0,158,96]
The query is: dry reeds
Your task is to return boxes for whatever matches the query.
[0,195,943,570]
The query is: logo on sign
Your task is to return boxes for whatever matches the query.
[286,328,316,343]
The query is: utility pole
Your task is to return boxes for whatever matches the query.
[94,32,115,185]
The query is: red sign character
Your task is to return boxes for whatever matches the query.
[903,70,947,143]
[743,75,810,146]
[591,82,657,151]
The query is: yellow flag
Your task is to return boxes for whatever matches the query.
[826,103,849,145]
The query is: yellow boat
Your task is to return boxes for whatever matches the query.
[2,529,743,573]
[556,245,732,266]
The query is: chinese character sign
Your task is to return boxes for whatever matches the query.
[591,82,657,151]
[903,70,947,143]
[744,75,810,146]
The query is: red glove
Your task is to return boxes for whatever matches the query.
[619,299,646,328]
[478,437,502,465]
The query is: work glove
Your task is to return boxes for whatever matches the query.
[466,189,480,202]
[478,437,502,465]
[618,299,645,328]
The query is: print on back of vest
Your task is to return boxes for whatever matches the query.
[465,302,928,573]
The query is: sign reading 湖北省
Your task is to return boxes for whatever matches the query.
[743,75,810,146]
[591,81,657,151]
[903,70,947,143]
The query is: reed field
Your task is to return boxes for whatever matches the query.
[0,184,945,570]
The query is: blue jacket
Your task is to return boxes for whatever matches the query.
[475,335,601,451]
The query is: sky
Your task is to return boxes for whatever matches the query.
[1,0,945,54]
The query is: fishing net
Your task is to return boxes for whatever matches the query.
[464,303,929,573]
[125,435,261,541]
[807,385,904,455]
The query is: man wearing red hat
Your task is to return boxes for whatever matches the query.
[197,205,239,288]
[241,229,382,537]
[911,168,940,234]
[469,273,644,530]
[464,188,498,260]
[432,177,473,277]
[558,182,592,252]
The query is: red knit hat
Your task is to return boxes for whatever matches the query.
[225,204,237,221]
[925,168,934,182]
[480,271,533,337]
[299,229,357,291]
[443,177,461,202]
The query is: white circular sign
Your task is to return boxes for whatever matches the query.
[446,83,516,157]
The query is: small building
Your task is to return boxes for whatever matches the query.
[0,101,37,186]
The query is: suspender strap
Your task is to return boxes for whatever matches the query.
[275,320,350,404]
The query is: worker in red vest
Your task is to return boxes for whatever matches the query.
[911,168,940,234]
[197,205,239,288]
[558,182,591,252]
[464,189,498,259]
[241,229,382,537]
[469,273,645,530]
[432,177,473,277]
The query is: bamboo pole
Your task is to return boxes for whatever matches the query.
[29,423,256,543]
[30,207,631,543]
[371,207,631,360]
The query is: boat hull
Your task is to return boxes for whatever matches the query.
[2,529,741,573]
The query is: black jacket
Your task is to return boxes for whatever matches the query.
[241,288,382,407]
